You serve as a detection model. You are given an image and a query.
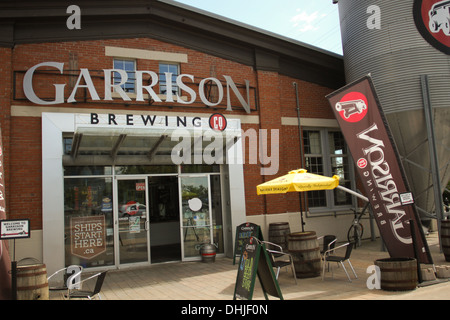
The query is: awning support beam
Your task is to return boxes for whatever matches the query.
[70,133,83,159]
[148,134,168,161]
[111,134,127,160]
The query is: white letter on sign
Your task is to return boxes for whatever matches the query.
[23,62,66,105]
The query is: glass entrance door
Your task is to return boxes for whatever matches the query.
[116,178,149,265]
[180,175,212,260]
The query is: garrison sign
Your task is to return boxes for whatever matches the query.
[414,0,450,54]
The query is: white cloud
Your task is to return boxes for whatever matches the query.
[290,10,326,33]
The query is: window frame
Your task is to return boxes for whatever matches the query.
[159,62,180,96]
[303,127,355,215]
[113,58,136,93]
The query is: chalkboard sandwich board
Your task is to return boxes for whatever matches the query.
[233,236,283,300]
[233,222,263,265]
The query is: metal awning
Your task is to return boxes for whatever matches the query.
[63,126,240,166]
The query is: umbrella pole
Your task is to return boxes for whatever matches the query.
[336,185,369,202]
[299,193,305,232]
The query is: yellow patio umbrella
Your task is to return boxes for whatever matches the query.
[257,169,340,232]
[256,169,340,195]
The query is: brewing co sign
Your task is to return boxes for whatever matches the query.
[414,0,450,54]
[209,113,227,131]
[327,75,433,264]
[70,216,106,259]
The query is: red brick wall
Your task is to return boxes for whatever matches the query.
[8,38,337,229]
[0,47,12,224]
[9,117,42,229]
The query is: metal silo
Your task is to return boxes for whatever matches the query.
[335,0,450,224]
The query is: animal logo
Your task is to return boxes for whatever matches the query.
[414,0,450,54]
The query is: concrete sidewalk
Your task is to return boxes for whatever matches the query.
[50,231,450,300]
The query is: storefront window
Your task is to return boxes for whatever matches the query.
[64,177,114,268]
[63,163,224,266]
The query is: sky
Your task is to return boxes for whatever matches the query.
[172,0,343,55]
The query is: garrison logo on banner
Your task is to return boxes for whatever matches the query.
[414,0,450,54]
[334,92,368,123]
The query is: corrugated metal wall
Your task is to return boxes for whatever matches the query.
[337,0,450,218]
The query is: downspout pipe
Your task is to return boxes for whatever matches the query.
[293,82,304,168]
[293,82,305,231]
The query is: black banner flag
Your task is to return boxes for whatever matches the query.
[327,75,432,264]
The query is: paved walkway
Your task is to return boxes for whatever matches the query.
[50,231,450,300]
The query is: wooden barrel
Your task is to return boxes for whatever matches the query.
[16,264,49,300]
[200,244,216,263]
[287,231,321,278]
[441,220,450,262]
[269,222,290,251]
[374,258,417,291]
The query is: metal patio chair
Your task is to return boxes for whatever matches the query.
[318,235,337,257]
[318,235,337,273]
[322,242,357,282]
[64,271,108,300]
[262,241,297,285]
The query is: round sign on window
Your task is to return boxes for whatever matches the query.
[188,197,202,212]
[209,113,227,131]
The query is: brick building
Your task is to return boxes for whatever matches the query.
[0,1,359,277]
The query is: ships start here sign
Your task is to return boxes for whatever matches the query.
[0,219,30,240]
